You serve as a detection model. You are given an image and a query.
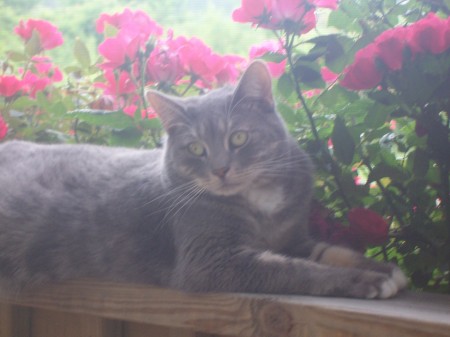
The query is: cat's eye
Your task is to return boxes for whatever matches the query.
[188,142,206,156]
[229,131,248,148]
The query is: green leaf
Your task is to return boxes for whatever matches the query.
[410,148,430,177]
[259,52,286,63]
[277,102,298,128]
[367,163,407,183]
[276,73,294,99]
[331,116,355,165]
[7,51,28,62]
[109,127,142,147]
[364,104,390,129]
[293,61,325,88]
[25,30,41,56]
[73,38,91,68]
[67,109,135,129]
[11,96,36,110]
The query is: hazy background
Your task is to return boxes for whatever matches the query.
[1,0,272,65]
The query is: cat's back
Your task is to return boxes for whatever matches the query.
[0,141,164,219]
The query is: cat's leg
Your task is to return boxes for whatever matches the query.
[170,246,402,299]
[306,241,408,290]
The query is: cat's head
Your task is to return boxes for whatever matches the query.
[146,61,291,196]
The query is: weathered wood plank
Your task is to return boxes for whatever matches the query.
[0,281,449,337]
[30,308,123,337]
[0,303,31,337]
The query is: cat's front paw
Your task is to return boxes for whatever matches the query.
[350,271,401,299]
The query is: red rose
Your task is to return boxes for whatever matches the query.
[340,44,383,90]
[406,13,448,55]
[374,26,407,71]
[14,19,63,51]
[347,208,389,246]
[0,75,22,97]
[0,115,8,140]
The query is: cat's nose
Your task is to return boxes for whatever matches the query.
[212,166,230,178]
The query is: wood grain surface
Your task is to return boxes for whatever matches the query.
[1,281,449,337]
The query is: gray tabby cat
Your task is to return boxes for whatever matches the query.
[0,61,407,298]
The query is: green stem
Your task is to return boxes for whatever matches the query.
[283,32,352,210]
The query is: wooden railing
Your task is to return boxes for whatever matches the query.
[1,281,449,337]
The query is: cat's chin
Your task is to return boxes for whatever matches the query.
[204,180,247,197]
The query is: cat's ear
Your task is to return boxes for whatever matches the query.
[232,60,274,108]
[146,90,186,132]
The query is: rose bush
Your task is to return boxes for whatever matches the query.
[1,0,449,292]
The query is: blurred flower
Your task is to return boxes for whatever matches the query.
[374,27,407,71]
[232,0,272,26]
[147,32,185,85]
[96,9,163,42]
[340,44,383,90]
[95,70,136,96]
[98,31,141,70]
[249,40,286,77]
[348,208,389,246]
[233,0,338,35]
[0,115,8,140]
[215,55,246,84]
[14,19,63,51]
[178,37,225,87]
[0,75,22,97]
[407,13,449,55]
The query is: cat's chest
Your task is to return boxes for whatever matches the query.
[245,185,285,215]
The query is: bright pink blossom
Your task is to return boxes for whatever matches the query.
[374,26,407,70]
[215,55,246,84]
[407,13,449,55]
[98,31,141,70]
[232,0,272,25]
[0,75,23,97]
[313,0,339,10]
[321,67,338,82]
[95,70,137,96]
[147,33,185,85]
[178,37,225,87]
[21,72,51,98]
[249,40,286,77]
[340,44,383,90]
[31,56,63,82]
[14,19,63,51]
[96,9,163,42]
[0,115,8,140]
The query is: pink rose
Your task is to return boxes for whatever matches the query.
[0,115,8,140]
[215,55,246,85]
[147,33,185,85]
[178,37,224,87]
[0,75,23,97]
[249,40,286,78]
[31,56,63,82]
[312,0,339,10]
[95,70,136,96]
[232,0,272,25]
[340,44,383,90]
[96,9,163,42]
[98,31,141,70]
[321,67,338,82]
[14,19,63,51]
[406,13,448,55]
[374,26,407,71]
[348,208,389,246]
